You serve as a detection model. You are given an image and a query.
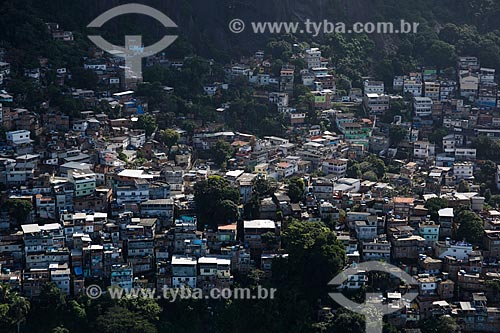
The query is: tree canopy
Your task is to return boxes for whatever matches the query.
[95,306,157,333]
[136,115,157,137]
[212,140,235,169]
[455,210,484,245]
[389,125,407,147]
[277,221,346,301]
[2,199,33,225]
[194,176,240,229]
[0,285,30,333]
[157,129,179,155]
[425,197,448,221]
[287,177,305,203]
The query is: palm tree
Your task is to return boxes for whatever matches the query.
[52,325,69,333]
[11,294,30,333]
[0,286,30,333]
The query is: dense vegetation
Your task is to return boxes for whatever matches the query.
[2,0,500,112]
[0,1,496,332]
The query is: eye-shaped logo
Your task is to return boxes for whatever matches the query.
[87,3,178,82]
[329,261,418,333]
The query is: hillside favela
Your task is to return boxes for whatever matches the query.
[0,1,500,332]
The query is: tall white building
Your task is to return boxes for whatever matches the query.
[363,80,384,94]
[50,268,71,295]
[305,48,321,69]
[413,97,433,117]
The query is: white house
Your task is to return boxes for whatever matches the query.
[73,120,88,133]
[6,130,32,145]
[442,134,459,153]
[414,141,435,160]
[453,162,474,181]
[84,63,107,72]
[435,240,473,260]
[454,148,476,161]
[305,48,322,69]
[363,80,384,94]
[362,237,391,261]
[417,275,438,296]
[269,92,289,107]
[140,199,174,223]
[203,85,218,96]
[413,97,433,117]
[364,93,390,114]
[275,162,296,178]
[50,268,71,295]
[460,73,479,100]
[322,159,348,178]
[339,266,368,289]
[424,81,440,100]
[479,68,495,84]
[403,80,422,96]
[354,220,377,241]
[171,256,197,288]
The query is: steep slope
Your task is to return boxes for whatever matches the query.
[24,0,500,52]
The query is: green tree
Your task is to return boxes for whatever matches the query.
[70,67,98,90]
[491,195,500,208]
[158,129,180,155]
[51,326,69,333]
[266,39,292,61]
[472,137,500,161]
[243,193,260,220]
[136,115,157,137]
[39,282,66,310]
[0,285,30,333]
[426,40,456,69]
[118,152,128,163]
[67,299,87,322]
[429,128,449,147]
[360,155,386,180]
[475,160,497,192]
[261,231,279,250]
[362,171,378,181]
[326,309,364,333]
[485,188,492,204]
[455,210,484,245]
[382,98,407,123]
[180,120,196,136]
[194,176,240,229]
[118,297,161,322]
[425,197,448,221]
[278,221,346,301]
[458,179,470,192]
[389,125,407,147]
[287,177,305,203]
[94,306,157,333]
[439,23,461,44]
[2,199,33,225]
[346,161,362,179]
[253,177,277,197]
[421,316,459,333]
[214,199,239,225]
[212,140,235,168]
